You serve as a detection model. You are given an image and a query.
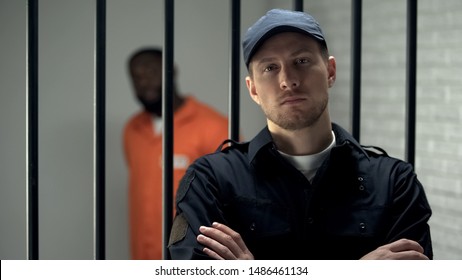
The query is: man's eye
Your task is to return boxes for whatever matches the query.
[264,65,276,72]
[296,58,309,64]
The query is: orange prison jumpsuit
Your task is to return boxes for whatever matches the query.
[123,96,229,259]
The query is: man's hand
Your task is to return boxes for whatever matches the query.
[197,225,427,260]
[360,238,429,260]
[197,222,254,260]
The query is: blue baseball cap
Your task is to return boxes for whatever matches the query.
[243,9,326,69]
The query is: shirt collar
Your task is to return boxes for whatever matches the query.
[247,123,369,164]
[331,123,369,158]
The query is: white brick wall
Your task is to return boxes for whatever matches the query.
[417,0,462,259]
[308,0,462,259]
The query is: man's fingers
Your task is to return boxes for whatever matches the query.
[200,224,241,251]
[360,238,429,260]
[387,238,424,254]
[211,222,249,252]
[392,250,429,260]
[197,234,227,259]
[197,227,239,259]
[202,246,225,260]
[197,223,254,260]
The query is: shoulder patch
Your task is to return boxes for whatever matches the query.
[176,168,195,204]
[168,213,188,246]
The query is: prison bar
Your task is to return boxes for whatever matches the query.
[94,0,107,260]
[294,0,304,11]
[162,0,175,260]
[229,0,241,141]
[27,0,39,260]
[405,0,417,166]
[351,0,362,142]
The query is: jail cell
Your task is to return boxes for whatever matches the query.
[1,0,461,260]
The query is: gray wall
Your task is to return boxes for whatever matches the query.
[313,0,462,259]
[1,0,461,260]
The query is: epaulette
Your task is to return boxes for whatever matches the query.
[361,145,389,157]
[215,139,249,153]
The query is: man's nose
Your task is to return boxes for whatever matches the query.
[138,76,155,89]
[280,67,299,90]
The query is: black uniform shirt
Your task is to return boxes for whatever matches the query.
[168,123,433,260]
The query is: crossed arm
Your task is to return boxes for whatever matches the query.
[197,222,429,260]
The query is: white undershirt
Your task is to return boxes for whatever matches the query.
[153,117,163,136]
[278,131,336,182]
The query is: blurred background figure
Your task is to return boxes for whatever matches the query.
[123,47,229,259]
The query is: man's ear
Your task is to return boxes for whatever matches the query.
[327,56,336,88]
[246,76,261,105]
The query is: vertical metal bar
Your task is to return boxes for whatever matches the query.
[405,0,417,166]
[229,0,240,141]
[351,0,362,141]
[162,0,174,260]
[294,0,304,11]
[94,0,106,260]
[27,0,39,260]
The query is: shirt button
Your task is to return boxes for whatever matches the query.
[250,222,256,231]
[359,185,365,191]
[358,176,364,182]
[359,222,366,232]
[307,217,314,224]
